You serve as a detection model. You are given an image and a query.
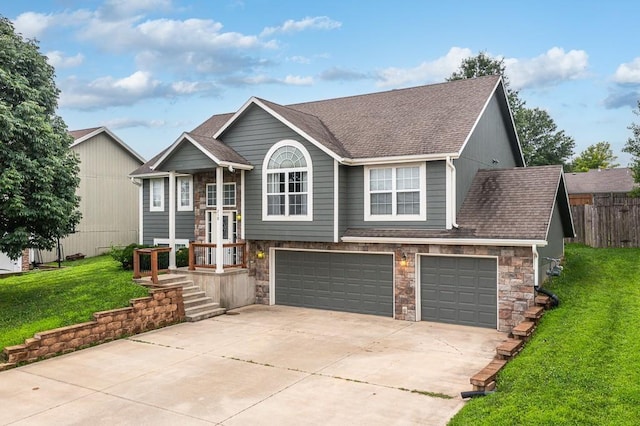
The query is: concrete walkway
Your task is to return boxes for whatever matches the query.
[0,305,505,425]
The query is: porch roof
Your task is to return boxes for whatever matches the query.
[130,132,252,176]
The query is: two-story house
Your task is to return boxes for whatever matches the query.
[130,75,574,332]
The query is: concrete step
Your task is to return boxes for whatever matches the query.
[184,297,214,309]
[186,307,227,322]
[185,301,223,315]
[183,291,207,302]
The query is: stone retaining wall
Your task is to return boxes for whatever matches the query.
[0,286,184,370]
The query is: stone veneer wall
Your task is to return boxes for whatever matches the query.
[21,249,30,271]
[0,286,185,370]
[249,241,535,332]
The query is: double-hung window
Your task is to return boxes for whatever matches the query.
[364,163,426,221]
[262,140,313,221]
[150,178,164,212]
[177,176,193,211]
[206,182,236,207]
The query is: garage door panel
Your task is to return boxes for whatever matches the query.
[275,251,393,317]
[421,256,497,329]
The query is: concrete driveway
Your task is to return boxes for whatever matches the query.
[1,305,504,425]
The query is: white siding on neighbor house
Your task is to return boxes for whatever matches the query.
[40,132,143,262]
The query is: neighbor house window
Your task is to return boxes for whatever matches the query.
[177,176,193,211]
[206,183,236,207]
[262,140,313,221]
[364,163,426,221]
[150,178,164,212]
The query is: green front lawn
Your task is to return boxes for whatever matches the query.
[451,244,640,425]
[0,255,148,353]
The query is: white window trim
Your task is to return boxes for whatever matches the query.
[206,182,237,208]
[150,178,164,212]
[364,162,426,221]
[262,139,313,221]
[177,176,193,211]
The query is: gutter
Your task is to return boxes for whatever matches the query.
[445,156,459,228]
[341,236,548,247]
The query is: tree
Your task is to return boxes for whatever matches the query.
[623,101,640,182]
[0,17,80,260]
[571,141,619,172]
[447,52,575,167]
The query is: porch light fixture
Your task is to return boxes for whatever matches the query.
[257,249,265,259]
[236,213,242,221]
[400,253,408,267]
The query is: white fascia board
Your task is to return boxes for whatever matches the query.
[128,172,169,178]
[150,133,253,171]
[341,236,548,247]
[71,126,146,163]
[343,153,459,166]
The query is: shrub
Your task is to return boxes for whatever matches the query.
[176,247,189,268]
[110,243,150,270]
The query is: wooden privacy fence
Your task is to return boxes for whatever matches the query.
[568,194,640,248]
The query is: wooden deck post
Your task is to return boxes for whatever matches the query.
[133,249,141,279]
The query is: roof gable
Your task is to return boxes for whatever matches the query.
[149,132,252,174]
[69,126,145,164]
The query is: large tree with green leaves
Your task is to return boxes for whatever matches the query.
[447,52,575,167]
[571,141,619,172]
[0,17,81,260]
[623,101,640,189]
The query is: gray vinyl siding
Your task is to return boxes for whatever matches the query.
[142,177,195,244]
[157,142,217,173]
[339,164,349,236]
[537,201,565,286]
[221,105,334,241]
[455,93,520,212]
[345,161,446,229]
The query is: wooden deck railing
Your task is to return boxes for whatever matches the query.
[188,242,246,270]
[133,247,171,284]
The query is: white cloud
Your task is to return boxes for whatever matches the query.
[102,117,167,129]
[13,10,91,39]
[261,16,341,36]
[613,57,640,84]
[505,47,588,90]
[376,47,472,87]
[98,0,172,20]
[58,71,219,110]
[288,55,311,64]
[283,75,313,85]
[45,51,84,69]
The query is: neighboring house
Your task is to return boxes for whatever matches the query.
[39,127,145,262]
[130,75,574,332]
[565,167,637,205]
[0,250,30,274]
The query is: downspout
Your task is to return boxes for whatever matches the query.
[533,244,560,308]
[168,171,176,269]
[445,157,459,228]
[130,177,143,245]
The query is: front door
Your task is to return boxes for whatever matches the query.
[206,211,237,265]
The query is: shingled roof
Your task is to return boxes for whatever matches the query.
[191,75,505,160]
[456,165,573,240]
[565,167,637,194]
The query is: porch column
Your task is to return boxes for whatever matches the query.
[168,170,176,269]
[215,166,224,273]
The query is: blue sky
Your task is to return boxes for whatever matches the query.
[4,0,640,164]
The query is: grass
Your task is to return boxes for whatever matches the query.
[450,244,640,425]
[0,255,148,353]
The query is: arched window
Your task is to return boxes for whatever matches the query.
[262,140,313,221]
